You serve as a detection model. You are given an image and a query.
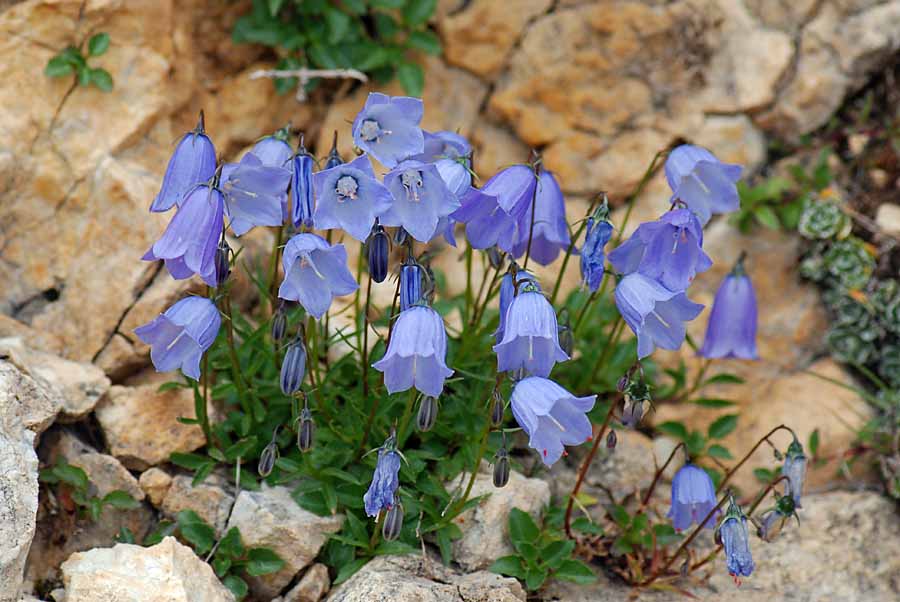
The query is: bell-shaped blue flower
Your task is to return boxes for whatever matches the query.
[250,132,294,222]
[782,438,807,507]
[665,144,742,225]
[312,154,393,241]
[134,296,221,381]
[493,284,569,377]
[372,305,453,397]
[221,153,292,236]
[609,209,711,293]
[717,497,754,579]
[291,137,315,228]
[380,160,461,242]
[494,270,540,344]
[509,170,572,265]
[510,376,596,466]
[143,185,223,287]
[414,131,473,197]
[615,273,703,359]
[352,93,424,167]
[363,438,402,517]
[699,256,758,360]
[668,464,719,531]
[581,209,613,292]
[451,187,519,251]
[150,114,216,212]
[278,233,359,319]
[400,263,422,311]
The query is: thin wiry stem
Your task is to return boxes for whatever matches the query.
[564,399,617,537]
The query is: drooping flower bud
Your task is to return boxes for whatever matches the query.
[297,405,314,453]
[291,133,315,229]
[490,389,505,427]
[400,262,422,311]
[150,111,217,212]
[616,375,629,393]
[492,445,510,488]
[557,308,574,357]
[716,495,754,578]
[367,223,389,283]
[215,236,232,286]
[621,399,644,429]
[782,438,807,507]
[382,497,404,541]
[258,437,279,478]
[394,227,408,246]
[487,246,504,270]
[280,337,307,396]
[325,131,343,170]
[271,303,287,342]
[416,395,438,432]
[606,430,617,450]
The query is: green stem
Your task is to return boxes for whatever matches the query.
[267,226,284,316]
[222,295,253,417]
[397,388,418,448]
[550,196,602,305]
[613,150,667,247]
[361,268,374,400]
[564,400,617,537]
[464,245,474,324]
[572,272,611,337]
[583,316,625,389]
[716,424,796,494]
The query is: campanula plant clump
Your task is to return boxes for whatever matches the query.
[136,92,809,598]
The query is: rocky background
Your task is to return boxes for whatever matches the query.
[1,0,899,601]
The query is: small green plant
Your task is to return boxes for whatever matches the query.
[233,0,440,97]
[39,457,140,520]
[44,32,113,92]
[489,508,596,592]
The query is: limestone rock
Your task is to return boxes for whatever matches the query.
[60,537,235,602]
[161,474,234,536]
[1,360,62,436]
[226,485,344,599]
[451,467,551,571]
[327,554,525,602]
[138,467,172,507]
[52,431,145,502]
[0,338,110,421]
[282,563,331,602]
[0,363,40,602]
[97,375,211,470]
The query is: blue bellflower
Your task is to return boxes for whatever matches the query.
[352,93,425,167]
[718,497,754,579]
[782,438,807,507]
[134,296,221,381]
[143,184,223,287]
[581,210,613,292]
[400,263,422,311]
[413,130,473,197]
[615,273,703,359]
[494,270,540,344]
[372,305,453,397]
[699,256,758,359]
[221,153,292,236]
[312,154,393,241]
[291,137,315,228]
[668,464,719,531]
[509,170,571,265]
[278,233,359,319]
[665,144,742,225]
[380,160,461,242]
[493,284,569,377]
[609,209,712,293]
[250,133,294,222]
[510,376,596,466]
[452,165,535,252]
[151,114,216,212]
[363,441,402,517]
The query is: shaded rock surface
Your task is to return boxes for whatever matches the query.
[225,485,344,599]
[160,473,234,537]
[59,536,235,602]
[276,563,331,602]
[327,554,525,602]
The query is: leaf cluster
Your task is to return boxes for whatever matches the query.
[44,33,113,92]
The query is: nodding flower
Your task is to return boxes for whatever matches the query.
[351,92,425,167]
[716,495,755,580]
[699,253,759,360]
[134,296,221,381]
[278,233,358,320]
[668,464,719,531]
[381,160,460,242]
[363,435,402,517]
[493,282,568,378]
[151,112,216,212]
[664,144,742,226]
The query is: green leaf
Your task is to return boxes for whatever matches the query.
[170,452,211,470]
[222,575,249,600]
[53,462,90,491]
[403,0,437,26]
[489,555,526,579]
[685,430,707,457]
[514,541,539,566]
[341,0,366,14]
[177,510,216,555]
[102,490,141,510]
[571,517,602,535]
[554,559,597,584]
[407,30,441,55]
[656,421,688,441]
[524,566,547,591]
[245,547,285,576]
[45,56,74,78]
[143,520,177,546]
[217,527,245,559]
[508,508,539,544]
[224,437,258,461]
[540,540,575,570]
[652,524,681,546]
[77,65,92,86]
[753,467,775,483]
[706,444,734,460]
[754,205,781,230]
[370,0,405,7]
[88,33,110,56]
[267,0,285,16]
[609,505,630,528]
[809,428,820,456]
[325,7,352,45]
[89,497,103,521]
[212,555,232,578]
[396,61,424,97]
[693,398,736,408]
[702,373,745,386]
[707,414,739,440]
[334,558,369,585]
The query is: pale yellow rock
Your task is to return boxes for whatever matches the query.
[160,474,234,536]
[283,563,331,602]
[138,467,172,507]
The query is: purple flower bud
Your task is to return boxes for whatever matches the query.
[783,439,807,507]
[214,236,232,286]
[381,160,461,242]
[367,224,389,283]
[608,209,712,293]
[416,395,438,432]
[143,185,223,287]
[487,246,504,270]
[134,296,221,381]
[718,499,754,578]
[494,288,569,378]
[278,233,359,319]
[606,430,617,449]
[312,154,393,241]
[325,130,343,170]
[291,136,315,228]
[491,390,505,427]
[221,153,292,236]
[581,216,613,292]
[510,170,572,265]
[668,464,719,531]
[510,376,596,466]
[280,337,307,396]
[614,273,703,359]
[352,92,425,167]
[258,439,279,477]
[492,445,510,488]
[698,257,758,360]
[271,303,287,342]
[373,306,454,398]
[151,113,216,213]
[297,405,314,453]
[381,498,404,541]
[363,442,401,517]
[621,399,644,428]
[665,144,742,225]
[494,270,540,344]
[400,263,422,311]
